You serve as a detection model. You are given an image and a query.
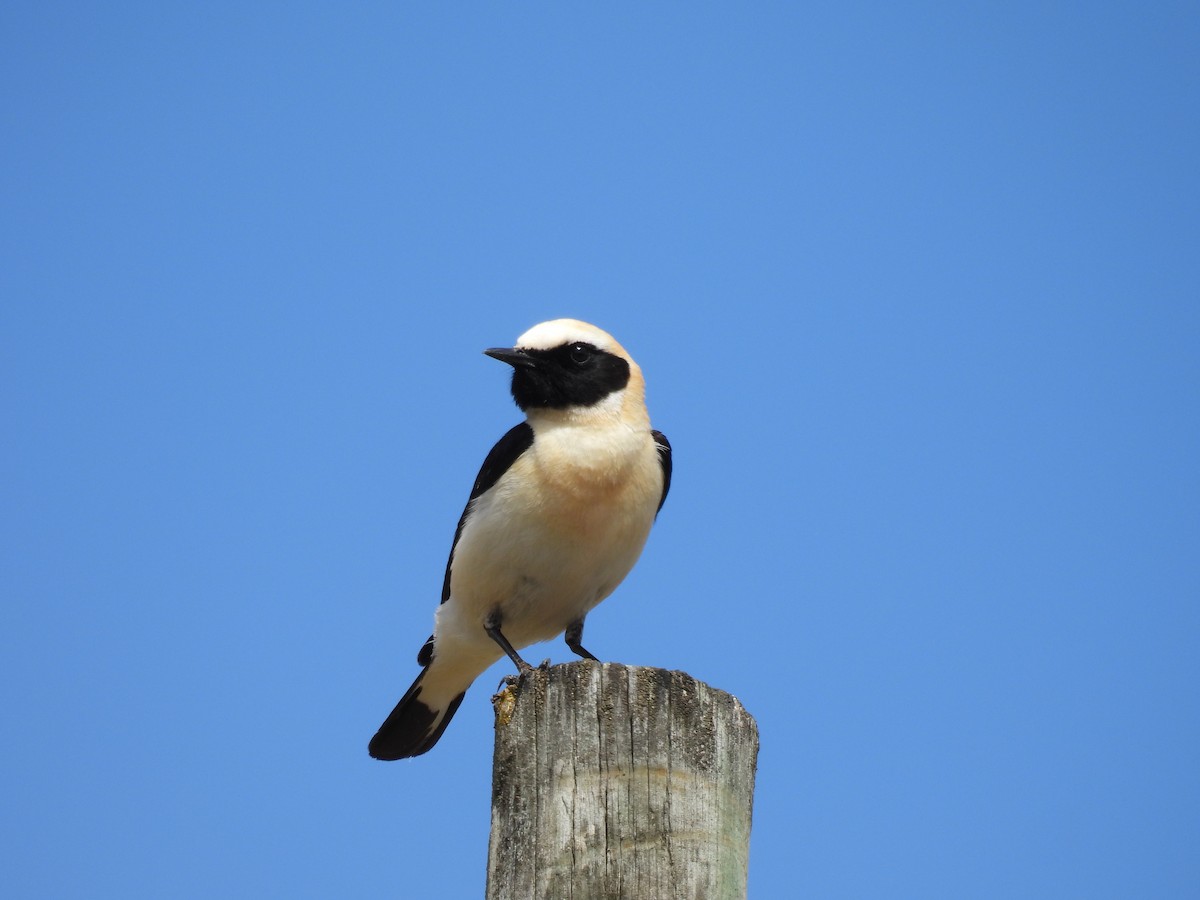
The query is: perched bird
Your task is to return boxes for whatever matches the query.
[369,319,672,760]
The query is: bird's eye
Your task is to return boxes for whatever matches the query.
[569,343,591,365]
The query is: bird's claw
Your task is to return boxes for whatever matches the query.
[492,658,552,693]
[495,666,530,692]
[495,673,520,693]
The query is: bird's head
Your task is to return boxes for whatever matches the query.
[485,319,646,425]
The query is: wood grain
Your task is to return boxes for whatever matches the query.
[487,662,758,900]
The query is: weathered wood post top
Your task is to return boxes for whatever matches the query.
[487,661,759,900]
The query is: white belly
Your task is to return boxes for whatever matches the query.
[435,427,660,655]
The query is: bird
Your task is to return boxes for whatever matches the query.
[368,318,672,760]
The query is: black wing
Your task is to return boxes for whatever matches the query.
[652,429,672,515]
[440,422,534,605]
[418,422,534,666]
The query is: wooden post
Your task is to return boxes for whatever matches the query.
[486,661,758,900]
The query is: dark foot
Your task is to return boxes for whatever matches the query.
[484,611,533,673]
[495,671,523,692]
[493,658,551,692]
[565,618,600,661]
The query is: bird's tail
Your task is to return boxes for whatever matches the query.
[368,665,467,760]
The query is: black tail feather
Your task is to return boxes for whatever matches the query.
[368,669,465,760]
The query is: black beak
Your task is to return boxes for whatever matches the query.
[484,347,538,368]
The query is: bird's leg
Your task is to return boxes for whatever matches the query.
[484,611,534,676]
[564,617,600,661]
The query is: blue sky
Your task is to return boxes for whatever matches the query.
[3,3,1198,897]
